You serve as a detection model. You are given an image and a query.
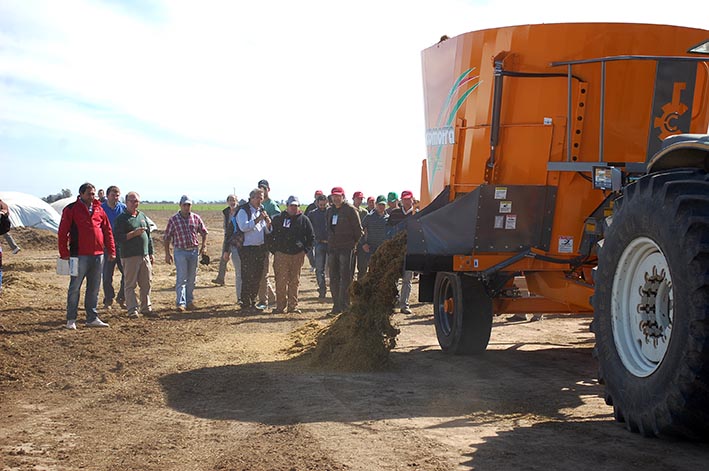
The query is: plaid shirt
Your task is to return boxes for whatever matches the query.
[164,211,208,249]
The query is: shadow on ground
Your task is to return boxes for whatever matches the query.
[160,346,600,425]
[461,419,709,470]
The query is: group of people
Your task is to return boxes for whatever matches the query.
[58,184,154,329]
[56,179,417,330]
[209,181,418,316]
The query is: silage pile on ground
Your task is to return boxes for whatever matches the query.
[6,227,57,251]
[306,232,407,371]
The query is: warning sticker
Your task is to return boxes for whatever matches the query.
[494,215,504,229]
[494,187,508,199]
[505,215,517,230]
[499,201,512,214]
[558,236,574,253]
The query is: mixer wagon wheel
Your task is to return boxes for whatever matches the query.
[592,169,709,439]
[433,272,492,354]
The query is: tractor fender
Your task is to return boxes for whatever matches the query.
[646,134,709,173]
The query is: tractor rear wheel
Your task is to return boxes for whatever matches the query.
[433,272,492,354]
[592,169,709,439]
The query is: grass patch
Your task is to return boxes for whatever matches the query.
[139,203,225,211]
[141,203,293,212]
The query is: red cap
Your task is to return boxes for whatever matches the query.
[314,190,324,196]
[367,196,375,203]
[331,186,345,196]
[401,190,414,199]
[353,191,364,199]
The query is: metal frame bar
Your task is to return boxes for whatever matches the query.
[566,65,572,161]
[551,54,709,171]
[547,161,647,172]
[600,61,606,162]
[551,55,709,67]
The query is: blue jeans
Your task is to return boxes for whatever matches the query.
[230,247,243,302]
[400,269,414,309]
[102,250,124,306]
[314,242,328,297]
[4,233,19,251]
[328,247,353,311]
[351,244,368,280]
[66,254,103,322]
[214,251,228,283]
[306,247,315,269]
[360,244,380,274]
[174,248,198,306]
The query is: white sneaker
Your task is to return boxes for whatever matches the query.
[12,247,21,255]
[86,318,109,328]
[66,320,77,330]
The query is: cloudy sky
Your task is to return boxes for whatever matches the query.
[1,0,707,203]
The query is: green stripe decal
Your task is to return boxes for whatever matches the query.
[435,68,475,127]
[445,82,480,126]
[428,69,482,193]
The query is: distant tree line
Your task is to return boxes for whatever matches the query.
[141,200,225,204]
[38,192,281,206]
[42,189,72,203]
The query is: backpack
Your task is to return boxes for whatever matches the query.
[0,212,10,236]
[228,204,249,248]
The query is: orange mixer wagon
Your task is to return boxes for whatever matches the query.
[407,23,709,438]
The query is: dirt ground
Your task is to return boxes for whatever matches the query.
[1,209,708,471]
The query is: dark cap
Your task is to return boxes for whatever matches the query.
[258,179,270,189]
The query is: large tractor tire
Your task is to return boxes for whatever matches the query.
[433,272,492,354]
[592,169,709,439]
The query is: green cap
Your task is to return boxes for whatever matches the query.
[376,195,387,205]
[387,191,398,202]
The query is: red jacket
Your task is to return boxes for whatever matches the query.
[58,198,116,258]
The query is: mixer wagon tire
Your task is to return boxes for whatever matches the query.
[592,169,709,439]
[433,272,492,355]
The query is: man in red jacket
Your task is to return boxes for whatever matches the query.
[58,182,116,330]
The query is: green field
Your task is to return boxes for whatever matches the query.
[140,203,225,211]
[140,203,291,212]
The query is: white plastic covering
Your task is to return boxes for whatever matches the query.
[145,215,158,232]
[50,196,75,215]
[0,191,61,233]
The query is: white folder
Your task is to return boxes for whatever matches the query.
[57,257,79,276]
